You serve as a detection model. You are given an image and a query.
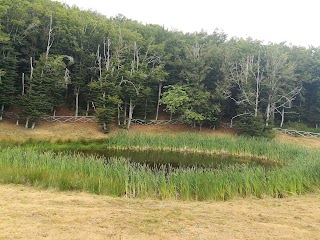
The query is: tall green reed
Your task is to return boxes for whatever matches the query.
[1,144,319,201]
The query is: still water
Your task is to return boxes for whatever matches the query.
[75,149,275,169]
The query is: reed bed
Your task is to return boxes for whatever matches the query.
[9,132,304,164]
[0,139,319,200]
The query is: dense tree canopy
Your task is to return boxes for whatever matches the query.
[0,0,319,133]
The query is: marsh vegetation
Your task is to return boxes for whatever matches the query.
[1,132,319,201]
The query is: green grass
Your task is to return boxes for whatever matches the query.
[9,131,303,163]
[0,132,319,201]
[284,122,320,133]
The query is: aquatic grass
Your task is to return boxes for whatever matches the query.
[0,132,302,165]
[0,132,319,201]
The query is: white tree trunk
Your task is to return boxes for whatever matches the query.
[21,73,25,95]
[75,91,79,117]
[25,117,29,128]
[254,79,259,117]
[45,14,53,63]
[266,102,271,127]
[144,99,148,120]
[29,57,34,90]
[127,98,134,129]
[42,14,53,77]
[86,102,89,116]
[124,101,127,125]
[155,81,162,120]
[280,107,285,128]
[0,104,4,121]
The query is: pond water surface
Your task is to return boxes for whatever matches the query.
[75,149,276,170]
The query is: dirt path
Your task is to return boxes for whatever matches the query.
[1,184,319,240]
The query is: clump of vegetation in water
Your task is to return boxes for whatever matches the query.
[0,133,319,201]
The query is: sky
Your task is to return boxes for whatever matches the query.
[55,0,320,47]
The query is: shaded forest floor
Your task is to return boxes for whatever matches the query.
[1,119,320,239]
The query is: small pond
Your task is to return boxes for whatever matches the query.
[71,149,277,170]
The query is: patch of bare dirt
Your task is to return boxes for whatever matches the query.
[0,184,319,240]
[0,120,107,142]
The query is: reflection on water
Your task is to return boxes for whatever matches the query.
[74,149,276,170]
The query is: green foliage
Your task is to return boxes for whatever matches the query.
[89,79,121,133]
[238,114,264,136]
[160,85,189,116]
[237,114,275,138]
[0,0,318,131]
[20,54,68,125]
[0,44,17,109]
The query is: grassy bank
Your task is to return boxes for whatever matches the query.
[0,132,319,201]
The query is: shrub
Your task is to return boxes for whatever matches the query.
[237,114,275,138]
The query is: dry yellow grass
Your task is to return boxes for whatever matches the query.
[0,184,319,240]
[0,121,107,142]
[276,133,320,149]
[2,118,320,152]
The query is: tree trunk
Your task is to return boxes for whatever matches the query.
[86,102,90,116]
[29,57,34,90]
[42,14,53,77]
[254,54,261,118]
[45,14,53,63]
[124,101,127,125]
[31,122,36,129]
[21,73,25,95]
[266,101,271,127]
[170,112,173,121]
[117,104,121,126]
[53,110,56,117]
[25,117,29,128]
[155,81,162,120]
[144,99,148,121]
[280,107,285,128]
[0,104,4,121]
[254,81,259,118]
[75,91,79,117]
[127,98,134,129]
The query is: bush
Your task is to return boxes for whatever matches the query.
[237,114,275,138]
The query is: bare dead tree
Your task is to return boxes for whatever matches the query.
[21,73,25,95]
[224,54,264,121]
[45,14,54,63]
[264,47,301,126]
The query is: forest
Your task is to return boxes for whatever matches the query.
[0,0,320,134]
